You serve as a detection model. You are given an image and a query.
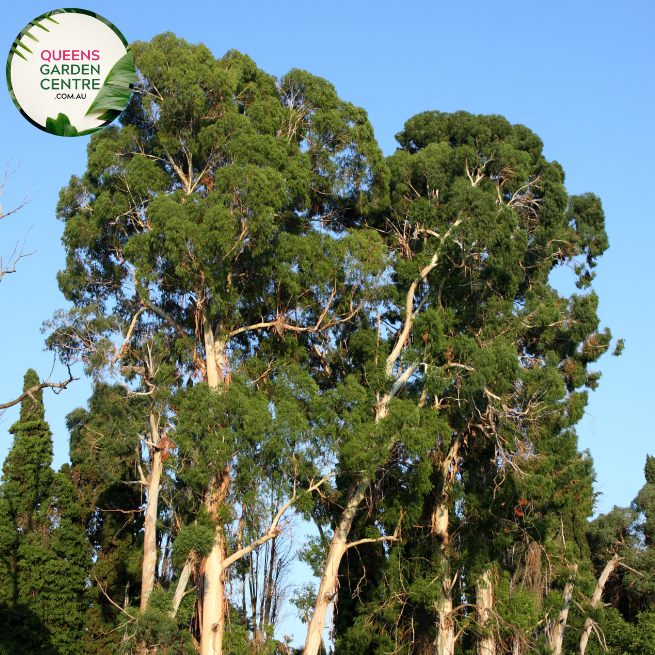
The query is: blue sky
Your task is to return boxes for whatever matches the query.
[1,0,653,645]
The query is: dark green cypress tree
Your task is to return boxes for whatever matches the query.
[0,369,89,654]
[0,369,57,654]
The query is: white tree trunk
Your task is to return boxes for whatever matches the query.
[549,565,577,655]
[170,554,194,617]
[577,554,620,655]
[302,479,369,655]
[302,265,442,655]
[140,412,162,613]
[511,633,521,655]
[199,316,228,655]
[434,497,454,655]
[436,567,455,655]
[200,535,226,655]
[477,570,495,655]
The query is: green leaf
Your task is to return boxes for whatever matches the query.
[45,113,79,137]
[16,41,33,54]
[96,109,122,121]
[85,51,135,117]
[101,50,135,86]
[10,47,27,62]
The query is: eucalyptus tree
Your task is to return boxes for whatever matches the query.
[302,110,614,655]
[47,32,386,655]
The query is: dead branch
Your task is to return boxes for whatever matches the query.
[0,365,77,411]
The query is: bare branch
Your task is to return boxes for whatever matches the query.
[0,366,77,411]
[222,473,335,571]
[93,574,138,622]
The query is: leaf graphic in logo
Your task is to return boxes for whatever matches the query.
[45,113,79,137]
[86,51,135,118]
[9,12,59,61]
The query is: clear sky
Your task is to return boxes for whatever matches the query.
[1,0,653,645]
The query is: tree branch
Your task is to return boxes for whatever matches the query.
[143,299,186,338]
[0,366,77,411]
[114,307,147,362]
[222,473,335,571]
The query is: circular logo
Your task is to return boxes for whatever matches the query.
[6,9,135,137]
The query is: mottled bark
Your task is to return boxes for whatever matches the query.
[200,534,226,655]
[436,552,455,655]
[477,570,495,655]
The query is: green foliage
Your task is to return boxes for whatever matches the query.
[45,112,80,136]
[645,454,655,485]
[290,582,317,624]
[0,370,90,655]
[15,32,631,654]
[65,384,145,654]
[172,523,214,568]
[332,108,614,653]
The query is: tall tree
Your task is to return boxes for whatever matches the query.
[309,110,614,655]
[47,32,386,655]
[0,369,89,654]
[305,112,610,655]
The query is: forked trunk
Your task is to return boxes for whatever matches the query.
[476,570,495,655]
[548,565,577,655]
[302,479,369,655]
[140,412,163,613]
[302,282,425,655]
[577,555,620,655]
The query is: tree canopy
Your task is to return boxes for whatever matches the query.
[0,31,645,655]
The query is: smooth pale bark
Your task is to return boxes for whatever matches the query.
[302,478,369,655]
[301,367,418,655]
[200,534,226,655]
[302,229,456,655]
[301,364,420,655]
[140,412,163,613]
[198,319,321,654]
[434,495,455,655]
[549,565,577,655]
[477,570,495,655]
[199,314,228,655]
[577,554,620,655]
[170,554,194,618]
